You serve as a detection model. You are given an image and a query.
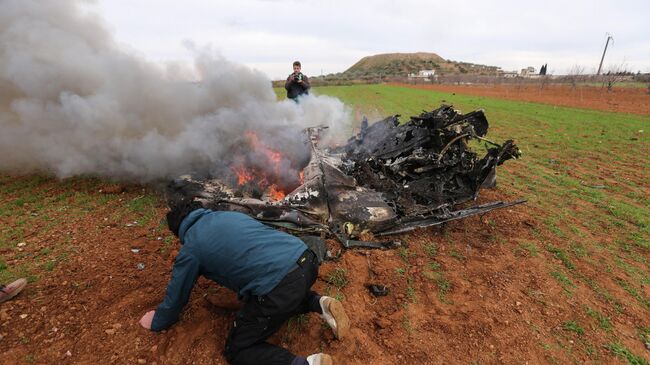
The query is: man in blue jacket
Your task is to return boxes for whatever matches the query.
[139,201,348,365]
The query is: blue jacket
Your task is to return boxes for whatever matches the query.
[151,209,306,331]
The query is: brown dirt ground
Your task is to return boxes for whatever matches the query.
[392,83,650,115]
[1,176,647,365]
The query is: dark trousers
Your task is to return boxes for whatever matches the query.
[224,250,321,365]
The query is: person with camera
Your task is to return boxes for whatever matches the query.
[285,61,310,101]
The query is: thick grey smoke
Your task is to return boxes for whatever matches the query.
[0,0,351,182]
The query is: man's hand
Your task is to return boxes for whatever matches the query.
[139,310,155,330]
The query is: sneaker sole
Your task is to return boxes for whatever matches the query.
[0,278,27,303]
[321,354,333,365]
[327,299,350,340]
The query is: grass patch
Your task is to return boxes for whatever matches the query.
[546,245,574,270]
[583,306,612,331]
[550,269,576,296]
[562,320,585,336]
[325,267,349,290]
[606,343,648,365]
[423,262,452,303]
[449,249,465,262]
[398,247,415,265]
[423,243,437,257]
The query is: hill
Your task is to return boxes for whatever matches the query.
[337,52,500,79]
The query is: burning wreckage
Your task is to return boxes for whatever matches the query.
[166,105,524,251]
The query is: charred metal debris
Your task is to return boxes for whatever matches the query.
[166,105,525,249]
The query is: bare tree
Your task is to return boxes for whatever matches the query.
[565,65,586,89]
[601,62,631,92]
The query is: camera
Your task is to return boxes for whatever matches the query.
[293,73,303,82]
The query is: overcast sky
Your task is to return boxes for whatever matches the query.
[95,0,650,80]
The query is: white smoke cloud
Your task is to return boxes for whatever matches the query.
[0,0,351,182]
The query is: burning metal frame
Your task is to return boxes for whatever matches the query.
[166,105,524,249]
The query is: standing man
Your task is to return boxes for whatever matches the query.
[139,201,349,365]
[285,61,310,101]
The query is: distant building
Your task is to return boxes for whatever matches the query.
[408,69,437,81]
[520,66,536,77]
[501,71,518,78]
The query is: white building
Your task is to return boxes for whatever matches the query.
[408,69,437,81]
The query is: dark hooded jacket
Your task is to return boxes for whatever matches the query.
[151,209,306,331]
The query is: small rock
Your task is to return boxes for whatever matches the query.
[150,345,158,353]
[137,359,146,364]
[136,263,146,270]
[516,301,522,306]
[65,350,72,357]
[112,323,122,329]
[20,314,28,319]
[131,248,140,253]
[105,329,116,335]
[375,318,391,329]
[17,242,26,247]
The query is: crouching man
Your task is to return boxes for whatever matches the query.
[139,201,349,365]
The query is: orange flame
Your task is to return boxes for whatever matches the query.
[267,184,286,201]
[227,131,295,202]
[233,166,253,185]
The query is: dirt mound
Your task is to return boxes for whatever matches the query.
[341,53,499,79]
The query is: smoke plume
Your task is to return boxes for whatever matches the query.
[0,0,351,182]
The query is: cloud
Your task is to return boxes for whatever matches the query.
[96,0,650,77]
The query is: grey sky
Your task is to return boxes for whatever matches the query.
[95,0,650,79]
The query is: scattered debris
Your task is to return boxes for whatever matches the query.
[580,181,606,189]
[366,284,389,297]
[131,248,140,253]
[167,105,524,249]
[136,263,145,270]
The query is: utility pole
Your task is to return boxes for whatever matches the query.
[597,34,613,75]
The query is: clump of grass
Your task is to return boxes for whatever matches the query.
[401,314,413,334]
[424,263,451,303]
[423,243,437,257]
[546,245,574,270]
[550,269,575,296]
[562,320,585,335]
[43,260,57,272]
[606,343,648,365]
[615,278,650,309]
[583,306,612,331]
[449,249,465,262]
[326,267,348,290]
[406,276,417,303]
[521,241,539,257]
[398,247,415,265]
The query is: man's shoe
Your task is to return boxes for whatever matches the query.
[0,278,27,304]
[319,296,350,340]
[306,353,333,365]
